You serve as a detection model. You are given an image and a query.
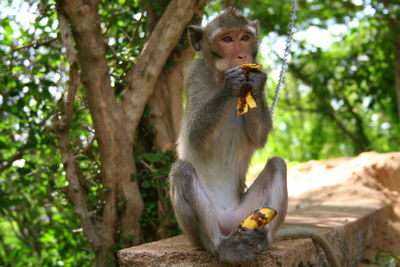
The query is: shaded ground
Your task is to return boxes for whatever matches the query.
[249,151,400,265]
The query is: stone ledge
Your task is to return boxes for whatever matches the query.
[118,205,388,267]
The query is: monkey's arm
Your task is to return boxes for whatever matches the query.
[244,96,272,146]
[187,89,234,150]
[187,67,245,150]
[276,226,340,267]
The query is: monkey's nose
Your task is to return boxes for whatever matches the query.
[238,55,246,59]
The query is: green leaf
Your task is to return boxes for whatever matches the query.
[141,152,165,162]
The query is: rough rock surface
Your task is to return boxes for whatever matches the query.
[118,152,400,266]
[118,205,388,266]
[286,152,400,264]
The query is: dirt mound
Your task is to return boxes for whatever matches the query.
[286,152,400,263]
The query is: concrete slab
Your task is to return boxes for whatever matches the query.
[118,205,388,267]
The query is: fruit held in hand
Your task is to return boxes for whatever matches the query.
[236,64,262,116]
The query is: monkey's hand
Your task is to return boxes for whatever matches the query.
[224,66,267,97]
[246,68,267,98]
[224,66,248,98]
[216,227,268,263]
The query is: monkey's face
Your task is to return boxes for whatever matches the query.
[212,28,257,73]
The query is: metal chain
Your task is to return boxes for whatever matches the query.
[270,0,298,117]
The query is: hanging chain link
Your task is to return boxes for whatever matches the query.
[270,0,298,117]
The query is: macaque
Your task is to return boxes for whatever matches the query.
[169,8,339,266]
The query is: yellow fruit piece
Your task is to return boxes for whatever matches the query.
[236,64,262,116]
[238,208,277,231]
[246,92,257,108]
[236,92,256,116]
[240,64,262,73]
[236,96,248,116]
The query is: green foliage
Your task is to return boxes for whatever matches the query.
[205,0,363,35]
[205,0,399,162]
[1,0,400,265]
[99,0,147,95]
[362,251,400,267]
[1,0,181,264]
[134,149,181,242]
[0,1,93,265]
[259,0,399,161]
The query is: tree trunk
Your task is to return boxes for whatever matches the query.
[59,2,144,265]
[121,0,207,135]
[56,0,207,266]
[145,0,193,152]
[149,46,194,152]
[136,0,205,239]
[144,2,205,238]
[148,46,195,238]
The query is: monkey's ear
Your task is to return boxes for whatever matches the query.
[188,25,203,51]
[250,20,260,36]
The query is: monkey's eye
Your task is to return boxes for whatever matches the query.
[222,36,233,42]
[241,35,250,41]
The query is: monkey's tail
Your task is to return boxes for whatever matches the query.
[276,226,340,267]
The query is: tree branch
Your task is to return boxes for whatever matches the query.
[53,5,102,252]
[52,70,103,252]
[11,38,58,52]
[148,44,195,151]
[58,1,145,259]
[131,12,144,48]
[54,114,102,252]
[56,1,208,263]
[57,8,78,63]
[290,64,360,147]
[121,0,208,135]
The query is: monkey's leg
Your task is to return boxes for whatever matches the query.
[237,156,288,246]
[170,160,269,263]
[212,157,287,263]
[236,158,340,267]
[169,160,222,254]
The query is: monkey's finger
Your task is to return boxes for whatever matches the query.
[238,208,277,232]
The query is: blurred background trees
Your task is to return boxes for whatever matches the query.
[0,0,398,266]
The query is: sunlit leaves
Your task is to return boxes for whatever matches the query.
[267,1,400,161]
[0,1,92,266]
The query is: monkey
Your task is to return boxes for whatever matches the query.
[169,8,340,266]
